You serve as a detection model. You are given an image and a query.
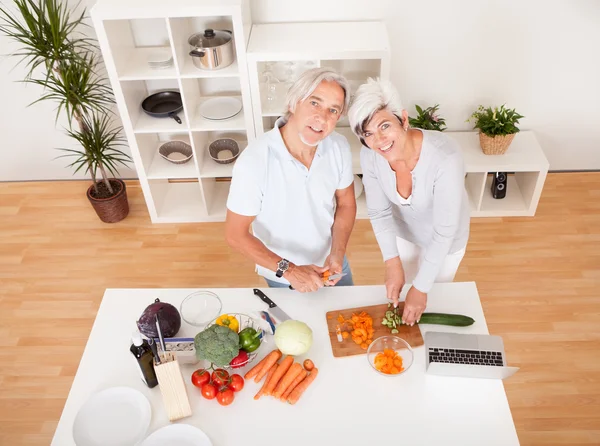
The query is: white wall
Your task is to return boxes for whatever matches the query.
[0,0,598,181]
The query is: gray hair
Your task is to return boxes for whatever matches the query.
[283,67,351,121]
[348,78,405,144]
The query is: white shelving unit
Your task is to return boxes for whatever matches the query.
[246,21,391,219]
[91,0,254,223]
[450,130,549,217]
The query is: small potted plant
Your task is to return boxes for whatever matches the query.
[409,104,447,131]
[467,104,524,155]
[1,0,132,222]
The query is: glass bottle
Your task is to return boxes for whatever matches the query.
[130,330,158,388]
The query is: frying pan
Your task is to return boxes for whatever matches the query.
[141,91,183,124]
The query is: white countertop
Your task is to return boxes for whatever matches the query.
[52,283,519,446]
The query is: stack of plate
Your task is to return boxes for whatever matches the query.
[146,47,173,70]
[198,97,243,121]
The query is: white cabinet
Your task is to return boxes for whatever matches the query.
[91,0,253,223]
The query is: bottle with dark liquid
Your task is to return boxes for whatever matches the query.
[130,331,158,388]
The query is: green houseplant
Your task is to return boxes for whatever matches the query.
[0,0,132,222]
[467,104,524,155]
[408,104,447,132]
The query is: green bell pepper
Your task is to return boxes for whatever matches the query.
[238,327,261,353]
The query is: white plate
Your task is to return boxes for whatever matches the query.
[72,387,151,446]
[142,424,212,446]
[198,97,242,121]
[146,47,173,64]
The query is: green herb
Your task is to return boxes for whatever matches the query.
[408,104,447,131]
[467,104,524,137]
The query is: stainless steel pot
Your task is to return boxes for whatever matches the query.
[188,29,234,70]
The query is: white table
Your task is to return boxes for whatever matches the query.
[52,283,520,446]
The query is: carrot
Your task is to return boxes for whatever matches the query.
[254,363,278,400]
[280,369,307,401]
[253,349,282,383]
[303,359,314,371]
[264,355,293,395]
[287,367,319,405]
[273,362,303,399]
[244,353,271,380]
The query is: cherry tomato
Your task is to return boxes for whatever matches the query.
[211,369,230,387]
[191,369,211,388]
[228,374,244,392]
[201,382,217,400]
[216,386,235,406]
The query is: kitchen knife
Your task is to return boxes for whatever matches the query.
[253,288,291,322]
[325,272,347,281]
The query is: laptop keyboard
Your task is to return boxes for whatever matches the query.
[428,348,504,366]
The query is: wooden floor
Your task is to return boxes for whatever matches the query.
[0,172,599,445]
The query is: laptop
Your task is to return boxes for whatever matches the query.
[424,331,519,380]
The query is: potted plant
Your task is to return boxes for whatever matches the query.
[0,0,132,223]
[408,104,447,131]
[467,104,524,155]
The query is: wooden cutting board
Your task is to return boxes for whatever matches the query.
[325,303,424,358]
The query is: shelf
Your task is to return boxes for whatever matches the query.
[133,111,188,133]
[206,180,231,218]
[180,58,240,79]
[188,96,246,131]
[117,47,176,80]
[151,181,207,223]
[477,175,528,217]
[147,141,198,179]
[199,140,246,177]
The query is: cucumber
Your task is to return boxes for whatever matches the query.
[417,313,474,327]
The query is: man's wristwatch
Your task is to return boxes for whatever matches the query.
[276,258,290,278]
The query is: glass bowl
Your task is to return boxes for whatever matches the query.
[205,313,266,370]
[366,335,414,377]
[179,291,222,327]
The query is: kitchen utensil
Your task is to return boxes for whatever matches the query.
[325,272,347,281]
[153,351,192,422]
[198,96,242,120]
[72,387,151,446]
[179,291,222,327]
[141,424,212,446]
[367,335,414,377]
[146,47,173,69]
[208,138,240,165]
[188,29,234,70]
[253,288,291,322]
[325,302,424,358]
[147,337,160,365]
[141,91,183,124]
[155,314,166,358]
[158,140,193,164]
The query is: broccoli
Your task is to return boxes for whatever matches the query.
[194,324,240,367]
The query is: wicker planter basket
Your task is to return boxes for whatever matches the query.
[479,133,516,155]
[87,178,129,223]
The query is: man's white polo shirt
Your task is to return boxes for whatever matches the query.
[226,118,354,284]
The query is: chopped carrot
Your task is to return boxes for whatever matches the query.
[338,311,374,347]
[341,331,349,339]
[273,362,303,399]
[281,369,308,401]
[264,355,293,395]
[374,349,404,374]
[288,368,319,405]
[254,363,278,400]
[254,349,282,383]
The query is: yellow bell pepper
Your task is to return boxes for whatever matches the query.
[215,314,239,333]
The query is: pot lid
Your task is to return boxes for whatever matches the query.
[189,29,232,48]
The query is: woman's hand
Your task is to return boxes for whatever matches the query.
[384,257,405,307]
[285,264,326,293]
[402,286,427,326]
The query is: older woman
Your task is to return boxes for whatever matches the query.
[348,78,470,326]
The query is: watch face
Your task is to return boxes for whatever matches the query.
[277,259,289,270]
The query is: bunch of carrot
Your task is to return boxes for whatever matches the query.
[243,349,318,405]
[337,311,374,349]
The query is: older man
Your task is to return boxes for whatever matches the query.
[225,67,356,292]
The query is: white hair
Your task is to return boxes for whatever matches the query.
[283,67,350,121]
[348,78,405,143]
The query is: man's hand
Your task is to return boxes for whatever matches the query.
[323,253,344,286]
[402,286,427,326]
[285,264,326,293]
[384,257,405,308]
